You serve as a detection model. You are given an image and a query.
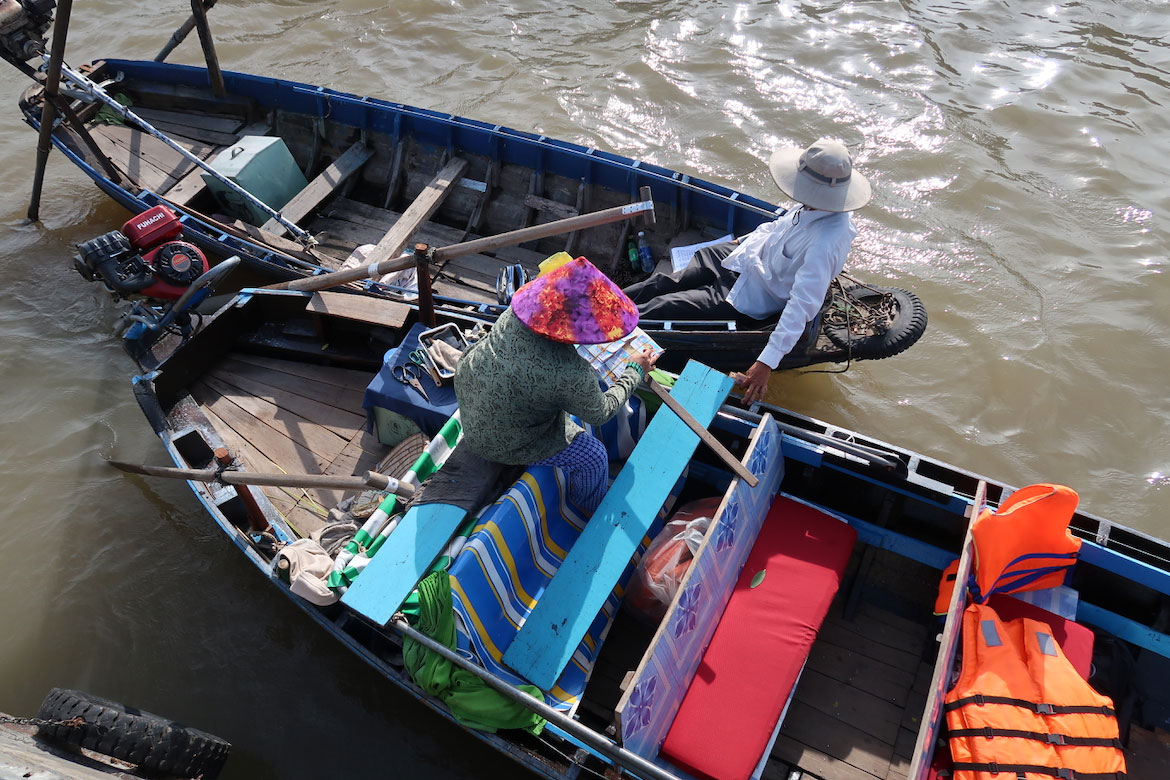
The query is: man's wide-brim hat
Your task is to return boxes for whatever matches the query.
[768,138,871,212]
[511,256,639,345]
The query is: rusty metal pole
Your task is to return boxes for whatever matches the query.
[156,0,218,62]
[189,0,225,97]
[27,0,74,222]
[414,243,436,327]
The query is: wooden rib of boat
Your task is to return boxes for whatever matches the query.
[119,288,1170,780]
[17,58,926,373]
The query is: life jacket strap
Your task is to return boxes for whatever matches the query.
[944,694,1116,717]
[947,728,1124,749]
[951,763,1126,780]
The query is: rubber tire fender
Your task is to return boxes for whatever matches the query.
[824,286,927,359]
[36,688,231,779]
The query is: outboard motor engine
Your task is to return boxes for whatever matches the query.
[74,205,209,301]
[0,0,55,68]
[73,205,238,347]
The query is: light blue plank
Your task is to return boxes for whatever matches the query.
[340,502,467,625]
[503,361,732,690]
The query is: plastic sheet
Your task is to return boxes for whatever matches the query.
[627,497,721,621]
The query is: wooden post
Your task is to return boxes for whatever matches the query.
[49,95,122,182]
[415,243,436,327]
[27,0,73,222]
[215,448,270,534]
[189,0,225,98]
[155,0,217,62]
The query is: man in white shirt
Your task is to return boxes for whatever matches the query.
[624,138,871,404]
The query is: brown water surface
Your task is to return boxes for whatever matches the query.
[1,2,1167,777]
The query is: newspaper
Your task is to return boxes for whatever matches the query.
[576,328,662,388]
[669,234,734,272]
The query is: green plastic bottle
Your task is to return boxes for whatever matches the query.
[627,238,640,271]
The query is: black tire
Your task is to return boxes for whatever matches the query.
[824,286,927,359]
[36,688,231,779]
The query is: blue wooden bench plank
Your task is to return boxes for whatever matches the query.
[502,360,733,690]
[340,502,467,625]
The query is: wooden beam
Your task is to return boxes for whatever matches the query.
[304,291,410,329]
[363,157,468,267]
[263,142,374,236]
[907,481,985,780]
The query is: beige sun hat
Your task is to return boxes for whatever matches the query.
[768,138,871,212]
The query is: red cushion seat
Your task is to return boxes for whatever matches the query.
[660,496,857,780]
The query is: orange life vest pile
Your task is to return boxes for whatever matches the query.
[939,484,1128,780]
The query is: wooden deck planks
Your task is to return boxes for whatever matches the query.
[775,600,934,780]
[199,374,350,463]
[777,699,897,778]
[195,355,388,538]
[207,362,366,439]
[229,353,375,391]
[217,357,369,413]
[323,428,387,481]
[200,403,330,537]
[191,380,334,475]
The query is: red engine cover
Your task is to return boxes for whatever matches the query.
[139,241,209,300]
[122,205,183,249]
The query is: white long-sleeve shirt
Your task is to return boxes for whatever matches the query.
[722,207,857,368]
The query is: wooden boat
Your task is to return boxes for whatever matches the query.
[14,55,926,372]
[116,287,1170,780]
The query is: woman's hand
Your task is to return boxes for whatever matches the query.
[730,361,771,405]
[632,347,660,375]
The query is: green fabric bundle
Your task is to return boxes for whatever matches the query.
[403,570,546,735]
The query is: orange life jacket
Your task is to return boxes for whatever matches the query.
[935,484,1083,614]
[945,603,1127,780]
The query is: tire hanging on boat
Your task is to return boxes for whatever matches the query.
[824,285,928,359]
[35,688,231,780]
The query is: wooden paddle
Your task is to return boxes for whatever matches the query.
[646,377,759,488]
[265,188,656,294]
[107,459,416,498]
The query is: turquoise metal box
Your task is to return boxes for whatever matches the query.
[202,136,308,225]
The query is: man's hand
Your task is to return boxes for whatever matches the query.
[731,361,772,405]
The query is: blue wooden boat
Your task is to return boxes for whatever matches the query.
[15,56,926,373]
[115,288,1170,780]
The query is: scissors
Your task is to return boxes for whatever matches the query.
[392,362,432,403]
[406,349,429,370]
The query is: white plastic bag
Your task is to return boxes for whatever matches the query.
[340,244,418,299]
[627,497,721,621]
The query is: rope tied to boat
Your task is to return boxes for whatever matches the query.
[821,273,898,337]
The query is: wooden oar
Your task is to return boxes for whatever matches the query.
[266,188,656,294]
[647,377,759,488]
[107,459,416,498]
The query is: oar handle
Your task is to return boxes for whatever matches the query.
[106,459,416,498]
